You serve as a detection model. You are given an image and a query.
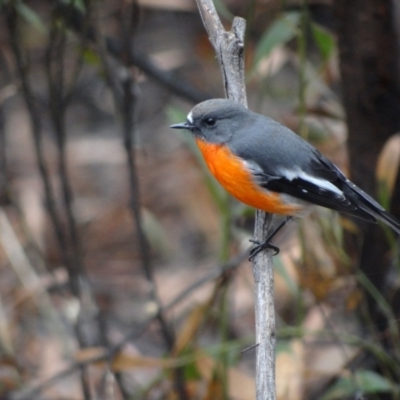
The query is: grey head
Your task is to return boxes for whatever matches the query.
[170,99,251,144]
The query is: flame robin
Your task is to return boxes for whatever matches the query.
[170,99,400,259]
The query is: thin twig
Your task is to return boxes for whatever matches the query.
[48,11,100,400]
[45,14,84,297]
[0,208,66,336]
[93,3,189,398]
[6,7,71,273]
[0,103,7,204]
[8,5,113,398]
[46,5,133,398]
[195,1,276,399]
[119,4,188,395]
[6,13,94,396]
[53,1,210,104]
[0,57,13,202]
[120,76,176,346]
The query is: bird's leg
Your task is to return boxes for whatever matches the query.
[249,216,292,261]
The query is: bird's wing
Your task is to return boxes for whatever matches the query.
[231,114,400,231]
[259,151,380,221]
[252,149,400,232]
[231,120,378,222]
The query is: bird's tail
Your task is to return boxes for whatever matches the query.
[370,208,400,235]
[344,182,400,235]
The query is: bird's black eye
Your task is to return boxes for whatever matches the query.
[205,117,216,126]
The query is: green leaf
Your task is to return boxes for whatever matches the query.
[184,361,201,380]
[355,370,394,393]
[178,348,202,380]
[213,0,234,22]
[69,0,86,13]
[254,12,301,67]
[15,2,46,34]
[321,370,396,400]
[83,48,100,66]
[276,340,293,354]
[311,23,335,61]
[320,376,355,400]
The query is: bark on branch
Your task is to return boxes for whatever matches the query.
[195,1,276,399]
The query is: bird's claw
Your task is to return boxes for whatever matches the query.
[249,239,280,261]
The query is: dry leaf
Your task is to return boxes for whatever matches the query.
[195,350,215,381]
[203,376,224,400]
[376,133,400,199]
[74,347,107,363]
[339,216,360,234]
[173,303,208,355]
[111,353,188,371]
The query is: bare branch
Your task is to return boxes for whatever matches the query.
[253,211,276,400]
[53,1,210,104]
[194,1,276,399]
[5,7,71,274]
[195,1,247,104]
[93,3,190,398]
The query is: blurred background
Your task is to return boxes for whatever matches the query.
[0,0,400,399]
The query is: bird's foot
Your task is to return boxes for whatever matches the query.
[249,239,280,261]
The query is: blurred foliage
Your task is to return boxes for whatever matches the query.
[311,22,335,61]
[321,370,399,400]
[253,11,301,68]
[0,0,399,399]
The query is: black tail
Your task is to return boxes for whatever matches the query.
[375,210,400,234]
[344,182,400,234]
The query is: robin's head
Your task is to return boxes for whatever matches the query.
[170,99,249,144]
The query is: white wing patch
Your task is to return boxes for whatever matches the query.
[280,169,343,196]
[187,111,193,124]
[243,160,264,175]
[243,160,344,197]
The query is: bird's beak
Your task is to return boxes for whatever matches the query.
[170,121,192,130]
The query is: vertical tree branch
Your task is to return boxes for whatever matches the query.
[0,104,7,204]
[45,18,122,399]
[196,3,247,105]
[5,7,71,276]
[92,3,189,398]
[195,1,276,399]
[45,18,83,297]
[6,9,95,399]
[253,211,276,400]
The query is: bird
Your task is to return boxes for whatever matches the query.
[170,99,400,260]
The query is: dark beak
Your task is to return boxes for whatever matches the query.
[170,121,192,130]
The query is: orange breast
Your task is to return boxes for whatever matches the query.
[195,138,302,215]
